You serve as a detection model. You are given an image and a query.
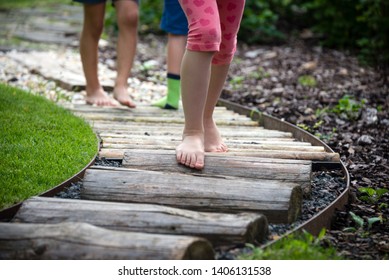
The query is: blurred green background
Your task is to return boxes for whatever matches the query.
[1,0,387,68]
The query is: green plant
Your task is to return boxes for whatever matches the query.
[249,67,270,80]
[358,187,388,204]
[298,75,317,87]
[331,95,365,120]
[230,76,245,90]
[239,229,342,260]
[239,0,287,44]
[297,123,311,132]
[104,4,117,37]
[315,106,329,118]
[303,0,389,69]
[138,0,163,34]
[314,127,336,142]
[345,211,383,232]
[378,203,388,210]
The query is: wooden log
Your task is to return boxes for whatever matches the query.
[90,122,294,137]
[68,106,245,118]
[81,167,302,223]
[122,150,312,183]
[76,114,259,126]
[98,130,293,138]
[101,134,296,144]
[102,137,311,147]
[0,222,214,260]
[104,142,325,152]
[13,197,268,245]
[214,150,339,162]
[99,148,339,162]
[64,103,230,113]
[90,120,260,129]
[74,112,250,121]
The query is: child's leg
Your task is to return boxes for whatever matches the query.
[153,0,188,110]
[203,64,230,152]
[80,2,117,106]
[113,0,139,108]
[203,0,246,152]
[176,0,221,169]
[153,33,187,109]
[176,50,214,170]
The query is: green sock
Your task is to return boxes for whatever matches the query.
[152,73,180,110]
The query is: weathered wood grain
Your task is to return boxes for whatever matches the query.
[81,167,302,223]
[90,121,294,137]
[103,142,324,152]
[68,106,245,118]
[102,136,311,146]
[0,222,214,260]
[13,196,268,245]
[122,150,312,183]
[75,113,259,126]
[99,148,339,162]
[98,130,293,139]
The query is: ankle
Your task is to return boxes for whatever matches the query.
[85,86,104,97]
[114,84,127,91]
[182,129,204,139]
[203,118,216,129]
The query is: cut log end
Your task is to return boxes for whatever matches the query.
[288,186,303,223]
[183,240,215,260]
[244,214,269,244]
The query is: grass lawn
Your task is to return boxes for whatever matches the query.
[0,83,98,210]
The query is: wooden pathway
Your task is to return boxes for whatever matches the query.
[0,4,345,260]
[0,102,340,260]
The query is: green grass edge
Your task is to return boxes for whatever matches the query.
[0,83,98,210]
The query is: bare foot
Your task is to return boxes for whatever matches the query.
[204,120,228,152]
[204,120,228,153]
[85,88,118,107]
[113,86,136,108]
[176,132,205,170]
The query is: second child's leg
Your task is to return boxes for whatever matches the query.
[153,0,188,110]
[113,0,139,108]
[153,33,187,109]
[80,3,117,106]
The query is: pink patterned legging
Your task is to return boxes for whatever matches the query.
[179,0,245,65]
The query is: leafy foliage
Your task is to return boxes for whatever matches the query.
[298,75,317,87]
[302,0,389,67]
[240,229,343,260]
[99,0,389,68]
[358,187,389,204]
[330,95,366,120]
[346,211,383,232]
[139,0,163,34]
[239,0,287,44]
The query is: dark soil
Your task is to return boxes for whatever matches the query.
[224,39,389,260]
[130,35,389,259]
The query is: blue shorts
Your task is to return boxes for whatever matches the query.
[73,0,139,4]
[160,0,188,35]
